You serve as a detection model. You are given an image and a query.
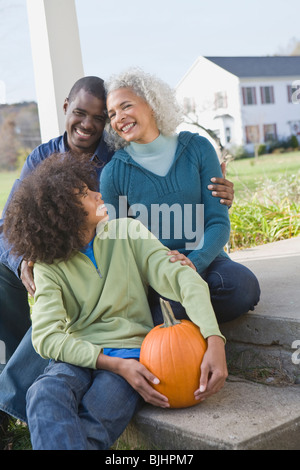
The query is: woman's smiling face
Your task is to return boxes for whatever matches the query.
[107,87,159,144]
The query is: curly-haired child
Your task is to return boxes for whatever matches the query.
[3,152,227,450]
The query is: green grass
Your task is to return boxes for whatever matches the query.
[4,420,31,450]
[229,195,300,250]
[227,152,300,250]
[0,170,19,215]
[226,150,300,200]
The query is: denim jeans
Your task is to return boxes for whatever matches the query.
[0,261,48,422]
[0,328,48,422]
[26,360,143,450]
[0,255,260,423]
[149,255,261,325]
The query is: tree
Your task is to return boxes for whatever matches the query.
[0,102,41,170]
[290,41,300,56]
[0,113,19,170]
[183,113,230,163]
[276,37,300,56]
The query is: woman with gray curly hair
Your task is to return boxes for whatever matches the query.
[104,67,183,150]
[101,68,260,355]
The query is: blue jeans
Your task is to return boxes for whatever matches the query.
[149,255,260,325]
[0,255,260,423]
[0,328,48,422]
[26,360,142,450]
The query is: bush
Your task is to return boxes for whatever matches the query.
[267,136,299,153]
[257,144,266,156]
[229,172,300,250]
[290,135,299,149]
[268,139,289,153]
[230,145,252,159]
[229,199,300,250]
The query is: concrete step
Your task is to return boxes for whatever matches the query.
[122,377,300,450]
[221,237,300,382]
[121,238,300,450]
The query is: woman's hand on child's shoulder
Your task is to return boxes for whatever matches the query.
[167,250,196,270]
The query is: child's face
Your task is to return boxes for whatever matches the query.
[79,187,109,229]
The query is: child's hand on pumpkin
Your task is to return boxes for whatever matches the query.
[118,359,170,408]
[194,335,228,401]
[96,353,169,408]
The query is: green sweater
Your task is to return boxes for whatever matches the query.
[32,218,224,369]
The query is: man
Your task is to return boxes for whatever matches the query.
[0,77,110,356]
[0,75,234,439]
[0,77,113,438]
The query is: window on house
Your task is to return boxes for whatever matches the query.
[263,124,277,142]
[289,121,300,135]
[260,86,275,104]
[242,87,257,105]
[245,125,260,144]
[214,91,227,109]
[183,97,196,114]
[225,127,231,143]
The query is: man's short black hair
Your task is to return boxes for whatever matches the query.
[68,76,106,103]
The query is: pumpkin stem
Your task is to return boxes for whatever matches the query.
[159,298,181,328]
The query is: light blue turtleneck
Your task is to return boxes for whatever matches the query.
[126,134,178,176]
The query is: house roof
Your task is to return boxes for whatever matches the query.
[205,56,300,78]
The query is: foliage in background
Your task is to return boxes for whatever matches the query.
[4,420,31,451]
[0,170,18,215]
[0,102,40,170]
[229,172,300,250]
[226,150,300,196]
[230,135,299,160]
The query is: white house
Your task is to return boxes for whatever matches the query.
[176,56,300,154]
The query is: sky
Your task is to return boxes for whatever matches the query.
[0,0,300,103]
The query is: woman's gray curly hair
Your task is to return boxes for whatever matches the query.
[104,67,183,150]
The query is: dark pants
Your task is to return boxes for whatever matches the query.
[0,263,31,364]
[148,255,260,325]
[26,361,142,450]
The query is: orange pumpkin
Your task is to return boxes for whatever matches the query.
[140,298,207,408]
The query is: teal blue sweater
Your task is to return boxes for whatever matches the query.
[100,132,230,274]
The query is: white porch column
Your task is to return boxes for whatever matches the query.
[26,0,84,142]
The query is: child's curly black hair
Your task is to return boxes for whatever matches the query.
[4,152,101,264]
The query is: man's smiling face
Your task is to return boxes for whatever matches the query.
[63,89,107,155]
